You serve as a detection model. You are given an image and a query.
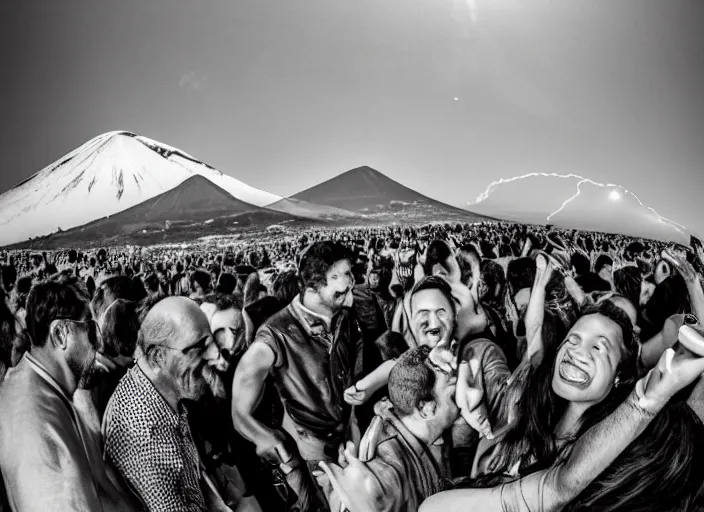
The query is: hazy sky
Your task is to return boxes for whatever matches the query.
[1,0,703,233]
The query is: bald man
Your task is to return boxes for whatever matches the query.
[102,297,229,512]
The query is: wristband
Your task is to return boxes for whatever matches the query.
[634,377,663,416]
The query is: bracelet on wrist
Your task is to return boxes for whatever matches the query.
[632,379,663,417]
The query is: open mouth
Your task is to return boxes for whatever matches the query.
[558,353,591,387]
[424,327,442,343]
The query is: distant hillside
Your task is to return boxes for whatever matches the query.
[12,175,300,249]
[289,166,489,222]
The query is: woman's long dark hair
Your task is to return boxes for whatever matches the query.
[563,395,704,512]
[477,302,638,482]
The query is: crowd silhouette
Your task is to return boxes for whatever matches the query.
[1,220,704,511]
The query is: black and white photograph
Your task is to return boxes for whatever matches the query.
[1,1,704,511]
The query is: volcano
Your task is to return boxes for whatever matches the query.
[16,176,298,249]
[0,131,280,246]
[286,166,488,223]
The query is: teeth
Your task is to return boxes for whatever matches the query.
[559,361,590,384]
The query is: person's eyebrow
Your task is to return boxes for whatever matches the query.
[599,335,615,351]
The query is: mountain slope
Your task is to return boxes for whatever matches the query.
[17,175,297,249]
[0,131,280,246]
[266,197,361,220]
[289,166,487,222]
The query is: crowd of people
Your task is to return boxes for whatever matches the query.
[1,220,704,511]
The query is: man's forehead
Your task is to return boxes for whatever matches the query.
[211,308,242,330]
[327,259,352,275]
[412,288,452,311]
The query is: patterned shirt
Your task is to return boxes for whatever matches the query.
[102,365,207,512]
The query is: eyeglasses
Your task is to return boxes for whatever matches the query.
[148,335,212,357]
[53,317,102,348]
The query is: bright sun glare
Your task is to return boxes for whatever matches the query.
[609,190,621,201]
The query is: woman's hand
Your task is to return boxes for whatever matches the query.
[639,344,704,413]
[455,360,493,440]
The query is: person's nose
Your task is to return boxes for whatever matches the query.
[203,339,220,363]
[568,342,591,364]
[428,313,441,329]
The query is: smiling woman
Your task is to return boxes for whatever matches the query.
[470,301,638,482]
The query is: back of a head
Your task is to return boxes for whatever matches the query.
[595,254,614,275]
[190,270,211,293]
[645,275,689,332]
[481,260,506,297]
[101,299,139,359]
[388,345,434,417]
[26,280,88,348]
[216,272,237,295]
[298,241,350,291]
[202,292,243,313]
[272,270,299,306]
[423,239,452,276]
[457,245,481,286]
[613,266,643,308]
[570,253,591,277]
[1,265,17,292]
[507,257,536,294]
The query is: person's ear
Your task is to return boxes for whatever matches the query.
[418,399,437,420]
[146,346,166,369]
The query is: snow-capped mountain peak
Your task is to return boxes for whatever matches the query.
[0,131,280,246]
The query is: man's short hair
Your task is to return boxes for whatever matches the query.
[26,280,89,348]
[190,270,211,292]
[388,345,435,416]
[410,276,458,319]
[298,241,351,291]
[202,292,243,312]
[216,273,237,295]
